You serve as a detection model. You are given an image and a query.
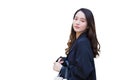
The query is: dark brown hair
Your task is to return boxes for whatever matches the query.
[65,8,100,58]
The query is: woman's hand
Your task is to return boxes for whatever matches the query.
[53,58,64,72]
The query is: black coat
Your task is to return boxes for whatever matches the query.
[60,33,96,80]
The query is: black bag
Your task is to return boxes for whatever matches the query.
[55,57,69,80]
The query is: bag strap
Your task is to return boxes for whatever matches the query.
[57,59,69,79]
[64,60,69,79]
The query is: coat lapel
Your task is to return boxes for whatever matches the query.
[68,32,87,53]
[69,40,77,53]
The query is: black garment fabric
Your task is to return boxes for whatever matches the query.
[60,33,96,80]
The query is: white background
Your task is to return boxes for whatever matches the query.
[0,0,120,80]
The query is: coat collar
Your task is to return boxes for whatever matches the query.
[69,32,87,53]
[77,32,87,40]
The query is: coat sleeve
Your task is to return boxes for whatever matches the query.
[59,66,67,78]
[68,41,94,79]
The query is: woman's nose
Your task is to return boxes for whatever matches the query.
[76,20,80,25]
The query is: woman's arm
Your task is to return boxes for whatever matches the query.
[70,41,94,79]
[60,41,95,79]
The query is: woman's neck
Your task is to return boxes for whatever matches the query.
[76,32,81,39]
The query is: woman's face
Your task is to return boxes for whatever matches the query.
[73,11,87,33]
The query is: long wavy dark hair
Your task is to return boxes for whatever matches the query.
[65,8,100,58]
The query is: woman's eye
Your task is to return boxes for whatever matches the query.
[74,18,78,20]
[81,20,85,22]
[75,19,77,20]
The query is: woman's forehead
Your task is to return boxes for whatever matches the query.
[75,11,86,19]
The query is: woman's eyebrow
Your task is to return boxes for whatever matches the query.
[76,16,85,19]
[80,18,86,20]
[75,16,86,20]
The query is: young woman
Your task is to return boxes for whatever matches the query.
[53,8,100,80]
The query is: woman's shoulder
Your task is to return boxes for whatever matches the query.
[77,34,90,45]
[76,34,92,51]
